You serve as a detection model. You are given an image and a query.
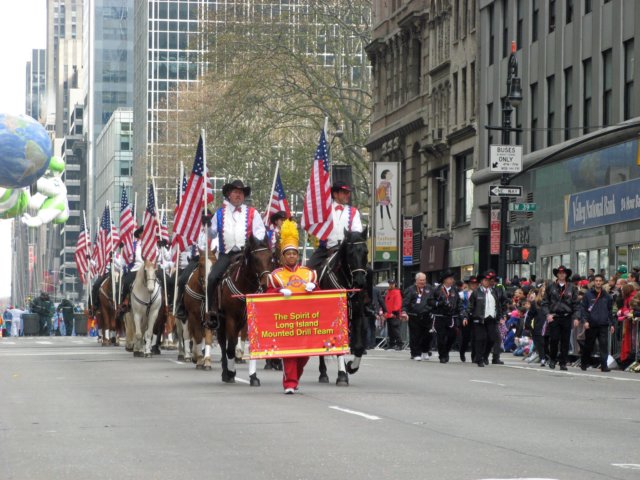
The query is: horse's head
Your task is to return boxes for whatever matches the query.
[143,259,157,293]
[247,235,273,289]
[342,227,369,290]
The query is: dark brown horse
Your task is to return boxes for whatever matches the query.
[184,249,217,369]
[216,236,272,385]
[96,274,120,346]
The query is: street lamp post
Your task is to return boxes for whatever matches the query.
[498,41,523,282]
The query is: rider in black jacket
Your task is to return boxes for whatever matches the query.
[541,265,579,370]
[428,270,464,363]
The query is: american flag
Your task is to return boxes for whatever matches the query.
[90,232,100,277]
[142,184,159,261]
[74,216,90,284]
[175,174,187,213]
[172,136,207,251]
[264,170,291,226]
[301,130,333,240]
[96,206,111,275]
[119,189,135,264]
[160,211,169,244]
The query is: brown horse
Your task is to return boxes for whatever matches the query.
[183,249,217,369]
[96,274,120,346]
[216,235,272,386]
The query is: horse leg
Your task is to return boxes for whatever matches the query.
[182,319,192,363]
[133,312,143,357]
[203,328,214,371]
[336,356,349,386]
[318,356,329,383]
[143,316,154,357]
[249,356,260,386]
[176,318,185,361]
[221,318,236,383]
[346,298,365,374]
[124,312,135,352]
[218,321,229,380]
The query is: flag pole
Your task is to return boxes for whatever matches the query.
[160,202,169,310]
[264,161,280,222]
[108,201,117,309]
[172,162,184,316]
[201,129,209,315]
[83,210,91,313]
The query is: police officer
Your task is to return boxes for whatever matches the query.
[402,272,435,361]
[541,265,579,370]
[464,271,505,367]
[428,270,464,363]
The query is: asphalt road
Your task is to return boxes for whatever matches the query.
[1,336,639,480]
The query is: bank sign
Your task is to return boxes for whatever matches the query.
[564,177,640,232]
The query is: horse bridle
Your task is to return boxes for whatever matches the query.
[248,246,271,283]
[344,240,367,288]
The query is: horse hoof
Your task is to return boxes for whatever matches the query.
[144,353,152,358]
[184,356,193,363]
[151,346,161,355]
[196,363,204,370]
[346,361,359,375]
[177,354,185,361]
[125,346,134,352]
[336,372,349,386]
[249,373,261,387]
[222,370,236,383]
[204,365,212,371]
[133,351,143,357]
[319,374,329,384]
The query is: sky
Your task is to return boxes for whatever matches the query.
[0,0,46,298]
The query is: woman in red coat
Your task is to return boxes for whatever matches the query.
[384,279,403,350]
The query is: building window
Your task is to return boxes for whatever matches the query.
[462,0,468,36]
[488,3,495,66]
[624,40,634,120]
[462,67,467,121]
[532,0,539,42]
[411,143,421,205]
[585,0,592,14]
[469,62,475,118]
[487,102,494,163]
[453,72,458,124]
[502,0,509,58]
[602,49,612,126]
[583,58,592,134]
[564,67,573,141]
[516,0,523,49]
[549,0,556,33]
[454,0,460,40]
[455,152,474,224]
[566,0,574,23]
[530,83,538,151]
[469,0,476,31]
[547,75,555,146]
[436,168,448,230]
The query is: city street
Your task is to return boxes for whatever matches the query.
[1,337,639,480]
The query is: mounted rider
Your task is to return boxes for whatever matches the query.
[306,180,363,272]
[266,210,288,252]
[206,179,266,323]
[119,226,144,305]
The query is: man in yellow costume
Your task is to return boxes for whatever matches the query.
[266,219,318,394]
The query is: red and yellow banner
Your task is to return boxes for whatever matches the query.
[246,290,350,359]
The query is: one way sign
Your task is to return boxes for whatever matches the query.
[490,185,523,197]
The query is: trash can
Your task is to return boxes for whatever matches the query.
[22,314,40,336]
[73,313,88,335]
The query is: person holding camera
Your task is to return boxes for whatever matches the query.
[402,272,435,361]
[428,270,463,363]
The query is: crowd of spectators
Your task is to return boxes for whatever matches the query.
[1,293,82,337]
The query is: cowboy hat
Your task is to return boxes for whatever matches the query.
[439,269,455,283]
[477,270,497,281]
[331,180,352,194]
[269,210,288,224]
[552,265,572,277]
[222,179,251,198]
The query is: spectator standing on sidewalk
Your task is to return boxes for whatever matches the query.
[579,274,614,372]
[31,292,54,336]
[57,298,75,337]
[384,279,403,350]
[402,272,435,361]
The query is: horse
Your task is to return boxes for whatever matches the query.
[130,260,162,357]
[316,228,369,386]
[183,249,217,369]
[94,273,120,346]
[216,235,272,386]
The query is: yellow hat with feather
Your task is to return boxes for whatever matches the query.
[279,219,299,253]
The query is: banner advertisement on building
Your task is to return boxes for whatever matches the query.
[373,162,399,262]
[246,291,350,359]
[490,206,501,255]
[402,218,413,266]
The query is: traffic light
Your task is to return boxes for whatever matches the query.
[507,245,536,264]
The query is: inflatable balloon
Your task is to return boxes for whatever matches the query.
[21,156,69,227]
[0,187,30,219]
[0,113,52,188]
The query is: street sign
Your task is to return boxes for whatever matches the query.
[489,185,523,197]
[509,203,537,212]
[490,145,523,173]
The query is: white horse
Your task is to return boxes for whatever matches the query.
[130,260,162,357]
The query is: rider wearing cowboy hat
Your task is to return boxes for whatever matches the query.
[266,219,317,394]
[206,180,266,323]
[306,181,363,269]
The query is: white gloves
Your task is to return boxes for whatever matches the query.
[305,282,316,292]
[280,288,292,297]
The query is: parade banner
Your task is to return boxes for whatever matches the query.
[373,162,399,262]
[246,290,350,359]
